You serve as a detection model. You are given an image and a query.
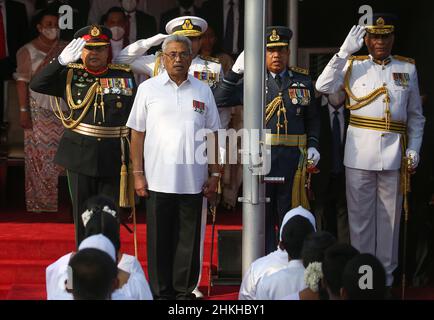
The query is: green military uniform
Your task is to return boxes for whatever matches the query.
[30,25,136,247]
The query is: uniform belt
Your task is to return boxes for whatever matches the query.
[349,115,407,134]
[265,134,307,147]
[72,123,130,138]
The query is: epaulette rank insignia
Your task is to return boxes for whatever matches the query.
[67,63,85,69]
[200,55,221,64]
[349,55,369,61]
[108,63,132,72]
[290,66,309,76]
[393,55,415,65]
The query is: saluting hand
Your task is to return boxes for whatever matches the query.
[58,38,86,66]
[134,174,149,198]
[232,51,244,75]
[140,33,170,49]
[338,25,366,59]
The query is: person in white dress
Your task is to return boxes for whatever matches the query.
[238,206,316,300]
[255,215,315,300]
[45,195,153,300]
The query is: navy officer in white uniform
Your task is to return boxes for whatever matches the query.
[315,14,425,287]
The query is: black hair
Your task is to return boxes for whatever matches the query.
[322,243,359,297]
[281,215,315,259]
[29,7,59,40]
[301,231,337,267]
[82,195,121,253]
[101,6,126,25]
[342,253,386,300]
[69,248,118,300]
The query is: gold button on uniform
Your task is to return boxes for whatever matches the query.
[116,101,123,108]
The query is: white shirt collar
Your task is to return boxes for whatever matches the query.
[328,105,344,115]
[158,71,192,87]
[288,259,304,268]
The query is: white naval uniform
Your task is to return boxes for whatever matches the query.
[116,42,226,292]
[255,259,306,300]
[315,54,425,285]
[46,253,153,300]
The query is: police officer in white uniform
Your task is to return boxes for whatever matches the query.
[115,16,225,298]
[315,14,425,287]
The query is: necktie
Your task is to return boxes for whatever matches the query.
[124,13,131,45]
[223,0,234,54]
[275,74,282,89]
[0,5,6,60]
[331,110,344,174]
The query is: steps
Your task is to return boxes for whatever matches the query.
[0,221,240,300]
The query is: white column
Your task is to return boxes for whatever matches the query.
[288,0,299,66]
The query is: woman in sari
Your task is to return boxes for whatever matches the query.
[15,7,67,212]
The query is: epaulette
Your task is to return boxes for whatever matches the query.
[349,55,369,61]
[108,63,132,72]
[200,55,221,64]
[67,63,85,69]
[289,66,309,76]
[393,55,415,65]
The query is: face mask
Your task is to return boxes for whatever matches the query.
[110,26,125,41]
[121,0,137,13]
[41,28,60,40]
[328,91,346,107]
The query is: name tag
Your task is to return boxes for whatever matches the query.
[193,100,205,114]
[100,78,134,96]
[392,73,410,87]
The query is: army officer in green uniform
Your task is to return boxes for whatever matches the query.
[30,25,136,247]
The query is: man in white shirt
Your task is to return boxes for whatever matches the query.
[127,34,221,300]
[315,15,425,287]
[238,206,316,300]
[117,16,225,298]
[255,215,315,300]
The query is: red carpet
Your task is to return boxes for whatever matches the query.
[1,167,433,300]
[0,211,242,300]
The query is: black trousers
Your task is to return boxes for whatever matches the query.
[146,191,203,300]
[67,170,120,248]
[314,172,349,243]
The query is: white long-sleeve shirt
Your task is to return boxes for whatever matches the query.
[238,249,288,300]
[255,259,306,300]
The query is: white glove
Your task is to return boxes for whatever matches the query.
[406,149,420,170]
[307,147,320,167]
[338,25,366,59]
[58,38,86,66]
[138,33,169,50]
[232,51,244,75]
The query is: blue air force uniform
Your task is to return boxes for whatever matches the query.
[214,27,320,253]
